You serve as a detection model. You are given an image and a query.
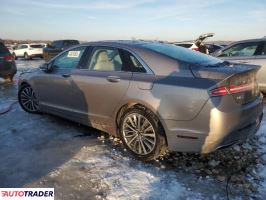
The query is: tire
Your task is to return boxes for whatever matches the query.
[18,85,40,114]
[119,107,167,161]
[24,52,29,60]
[12,53,17,60]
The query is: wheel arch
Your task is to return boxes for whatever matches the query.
[115,101,168,146]
[19,81,30,89]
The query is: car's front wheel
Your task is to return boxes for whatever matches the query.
[18,85,39,113]
[119,108,167,161]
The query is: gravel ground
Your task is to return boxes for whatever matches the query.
[0,58,265,200]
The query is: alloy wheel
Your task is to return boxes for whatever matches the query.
[122,113,156,155]
[19,86,39,112]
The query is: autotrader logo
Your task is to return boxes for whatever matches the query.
[0,188,54,200]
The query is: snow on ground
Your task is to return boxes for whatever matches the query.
[0,59,266,200]
[255,113,266,196]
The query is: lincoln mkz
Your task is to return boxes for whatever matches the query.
[18,41,263,160]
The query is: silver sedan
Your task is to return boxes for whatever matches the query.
[18,41,263,161]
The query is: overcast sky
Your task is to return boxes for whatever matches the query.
[1,0,266,41]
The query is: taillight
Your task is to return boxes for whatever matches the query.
[211,87,228,96]
[192,48,199,51]
[211,83,255,97]
[4,55,14,62]
[228,83,254,94]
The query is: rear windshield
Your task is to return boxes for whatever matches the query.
[0,43,9,54]
[140,42,223,65]
[30,45,43,48]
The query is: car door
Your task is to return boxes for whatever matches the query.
[217,41,261,64]
[34,46,87,116]
[15,45,24,56]
[70,46,132,130]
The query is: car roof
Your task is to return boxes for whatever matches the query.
[81,40,175,51]
[231,38,266,44]
[221,38,266,50]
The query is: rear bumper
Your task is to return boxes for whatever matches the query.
[163,93,264,153]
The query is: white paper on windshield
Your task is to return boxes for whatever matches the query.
[67,51,80,58]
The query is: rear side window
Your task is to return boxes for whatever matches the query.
[70,40,79,45]
[64,40,79,46]
[121,50,146,73]
[219,42,260,57]
[261,42,266,55]
[129,55,146,73]
[141,42,222,65]
[30,44,43,48]
[0,43,9,54]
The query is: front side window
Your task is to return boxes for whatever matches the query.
[21,45,28,49]
[52,46,86,69]
[87,48,123,71]
[219,42,260,57]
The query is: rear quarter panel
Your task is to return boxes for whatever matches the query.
[253,55,266,91]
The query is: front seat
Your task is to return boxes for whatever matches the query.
[94,51,114,71]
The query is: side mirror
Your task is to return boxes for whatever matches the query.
[39,63,49,72]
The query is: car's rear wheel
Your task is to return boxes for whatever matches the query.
[24,52,29,60]
[18,85,39,113]
[119,108,167,161]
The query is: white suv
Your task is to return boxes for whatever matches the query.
[13,44,44,60]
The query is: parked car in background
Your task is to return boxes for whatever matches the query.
[40,43,47,48]
[6,46,15,54]
[174,33,214,52]
[18,40,263,161]
[0,42,17,81]
[213,38,266,92]
[13,44,44,60]
[205,43,224,54]
[43,40,79,61]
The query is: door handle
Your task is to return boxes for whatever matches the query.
[106,76,120,83]
[62,74,71,78]
[239,61,249,64]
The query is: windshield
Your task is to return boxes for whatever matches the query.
[140,42,223,65]
[51,41,62,48]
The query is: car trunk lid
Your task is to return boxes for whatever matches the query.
[190,62,260,104]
